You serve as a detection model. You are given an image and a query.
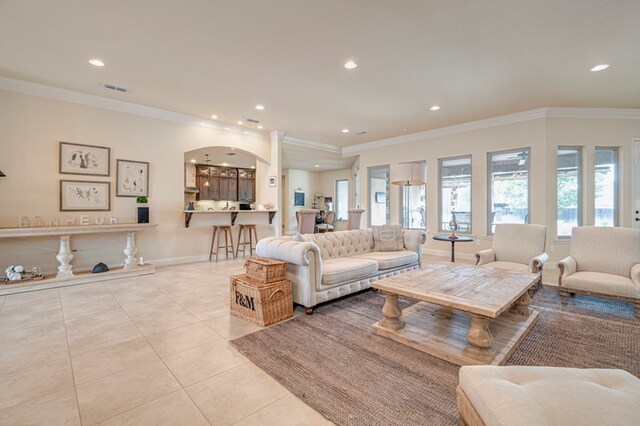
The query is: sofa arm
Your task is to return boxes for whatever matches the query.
[475,248,495,266]
[529,252,549,274]
[256,237,320,267]
[631,264,640,288]
[557,256,577,286]
[403,229,427,267]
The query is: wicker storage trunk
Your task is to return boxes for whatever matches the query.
[230,274,293,327]
[244,257,287,283]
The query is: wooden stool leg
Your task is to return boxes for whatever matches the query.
[248,227,254,256]
[209,227,217,262]
[216,227,224,263]
[252,226,258,255]
[228,228,235,260]
[235,226,243,258]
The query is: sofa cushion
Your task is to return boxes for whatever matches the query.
[306,230,374,259]
[459,366,640,426]
[562,271,640,299]
[352,251,418,270]
[480,261,530,273]
[571,227,640,277]
[321,257,378,286]
[371,225,404,252]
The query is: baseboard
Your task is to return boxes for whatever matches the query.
[149,254,210,267]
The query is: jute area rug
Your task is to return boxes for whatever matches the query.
[231,286,639,426]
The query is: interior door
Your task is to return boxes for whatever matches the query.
[633,139,640,228]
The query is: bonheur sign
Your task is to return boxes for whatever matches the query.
[18,215,119,227]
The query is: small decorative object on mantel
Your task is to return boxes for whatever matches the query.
[263,202,275,210]
[91,262,109,273]
[187,201,195,211]
[5,265,25,281]
[136,196,149,223]
[448,217,459,239]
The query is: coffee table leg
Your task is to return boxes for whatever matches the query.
[509,291,531,316]
[380,293,404,331]
[464,314,495,362]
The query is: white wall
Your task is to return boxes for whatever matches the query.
[284,169,320,234]
[0,90,278,273]
[355,116,640,261]
[318,168,351,231]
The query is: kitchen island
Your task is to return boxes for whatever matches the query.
[183,210,277,228]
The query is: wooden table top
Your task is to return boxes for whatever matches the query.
[372,263,537,318]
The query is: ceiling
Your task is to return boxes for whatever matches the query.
[184,147,256,169]
[1,1,639,147]
[283,143,357,171]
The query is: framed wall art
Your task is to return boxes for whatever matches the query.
[268,176,276,187]
[59,142,110,176]
[60,180,111,211]
[116,159,149,197]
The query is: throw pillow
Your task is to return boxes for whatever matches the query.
[293,233,309,242]
[372,225,404,252]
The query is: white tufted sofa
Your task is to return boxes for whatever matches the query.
[256,229,427,313]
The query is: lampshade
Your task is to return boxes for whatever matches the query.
[390,163,426,186]
[0,170,5,177]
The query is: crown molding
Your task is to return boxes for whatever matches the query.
[283,135,341,154]
[343,107,640,155]
[0,76,268,137]
[546,107,640,119]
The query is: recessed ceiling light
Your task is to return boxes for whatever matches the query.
[250,165,256,169]
[230,147,236,151]
[344,61,357,70]
[237,120,243,125]
[88,59,104,67]
[257,125,263,129]
[590,64,610,72]
[342,129,350,133]
[430,105,441,111]
[190,159,196,163]
[200,122,206,126]
[255,105,265,110]
[222,162,229,166]
[315,164,320,168]
[403,128,408,132]
[244,131,250,134]
[211,114,218,119]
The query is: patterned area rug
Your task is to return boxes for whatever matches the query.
[231,286,639,426]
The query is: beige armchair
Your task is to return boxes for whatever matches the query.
[475,224,548,288]
[558,226,640,318]
[296,209,319,234]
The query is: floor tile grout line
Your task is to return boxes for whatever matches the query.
[103,281,214,426]
[229,391,292,425]
[57,288,84,426]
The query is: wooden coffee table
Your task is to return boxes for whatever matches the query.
[371,263,539,366]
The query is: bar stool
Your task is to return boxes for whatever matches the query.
[236,224,258,258]
[209,225,235,262]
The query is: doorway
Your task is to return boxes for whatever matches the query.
[632,139,640,229]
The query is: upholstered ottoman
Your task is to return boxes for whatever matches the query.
[457,366,640,426]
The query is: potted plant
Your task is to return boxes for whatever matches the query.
[136,196,149,223]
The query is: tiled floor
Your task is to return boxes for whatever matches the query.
[0,254,558,425]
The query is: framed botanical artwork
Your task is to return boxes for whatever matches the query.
[59,142,110,176]
[268,176,276,187]
[116,159,149,197]
[60,180,111,211]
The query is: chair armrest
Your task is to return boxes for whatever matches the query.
[403,229,427,267]
[475,248,495,266]
[256,237,321,267]
[631,264,640,288]
[529,252,549,274]
[558,256,577,286]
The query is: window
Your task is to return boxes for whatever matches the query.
[557,147,582,237]
[595,147,619,227]
[400,183,426,229]
[335,179,348,221]
[368,165,390,226]
[488,148,530,234]
[439,156,472,232]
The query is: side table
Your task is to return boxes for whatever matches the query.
[432,235,474,262]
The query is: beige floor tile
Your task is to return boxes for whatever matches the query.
[162,339,248,387]
[76,360,181,425]
[0,307,64,331]
[100,390,208,426]
[118,298,178,317]
[66,318,143,357]
[130,303,199,336]
[71,337,159,384]
[204,313,262,340]
[0,358,75,410]
[234,394,334,426]
[0,330,69,374]
[0,387,80,426]
[186,363,289,426]
[147,322,223,357]
[61,295,123,320]
[185,301,230,321]
[1,290,61,313]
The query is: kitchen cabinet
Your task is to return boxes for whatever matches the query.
[219,168,238,201]
[238,169,255,202]
[196,166,220,201]
[195,165,252,202]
